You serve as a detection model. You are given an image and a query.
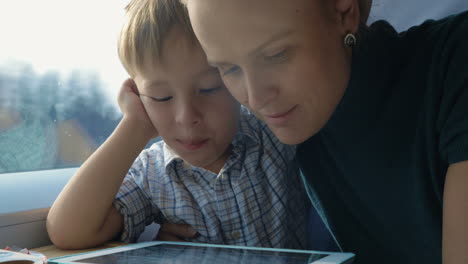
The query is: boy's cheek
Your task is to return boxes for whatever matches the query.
[145,112,170,134]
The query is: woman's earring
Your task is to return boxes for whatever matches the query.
[344,33,356,48]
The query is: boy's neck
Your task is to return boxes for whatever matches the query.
[202,144,233,174]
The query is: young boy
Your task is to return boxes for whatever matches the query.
[46,0,308,250]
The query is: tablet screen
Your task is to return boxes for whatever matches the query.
[75,244,328,264]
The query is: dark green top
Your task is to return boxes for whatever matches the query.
[298,11,468,264]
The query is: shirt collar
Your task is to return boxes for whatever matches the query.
[163,143,184,168]
[232,106,259,147]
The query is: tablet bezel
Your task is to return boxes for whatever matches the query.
[48,241,354,264]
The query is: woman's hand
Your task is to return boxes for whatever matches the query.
[118,78,158,139]
[443,160,468,264]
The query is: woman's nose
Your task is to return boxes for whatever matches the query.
[243,72,278,112]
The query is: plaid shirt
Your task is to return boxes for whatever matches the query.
[114,110,309,249]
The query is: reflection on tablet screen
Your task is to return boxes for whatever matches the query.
[77,244,328,264]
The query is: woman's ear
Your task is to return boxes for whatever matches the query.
[334,0,361,34]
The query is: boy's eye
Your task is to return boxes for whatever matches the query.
[141,94,173,102]
[153,96,173,102]
[200,86,223,94]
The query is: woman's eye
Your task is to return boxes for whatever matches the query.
[265,48,289,62]
[221,65,241,76]
[200,86,222,94]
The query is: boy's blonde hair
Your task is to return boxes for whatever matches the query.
[118,0,195,77]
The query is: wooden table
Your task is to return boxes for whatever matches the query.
[33,242,126,259]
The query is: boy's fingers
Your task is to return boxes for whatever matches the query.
[121,78,139,95]
[160,222,199,238]
[156,231,185,242]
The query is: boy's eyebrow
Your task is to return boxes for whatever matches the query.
[194,67,219,78]
[145,80,168,88]
[207,29,294,67]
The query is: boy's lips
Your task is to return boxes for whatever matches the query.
[177,139,209,151]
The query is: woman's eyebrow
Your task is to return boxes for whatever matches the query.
[247,29,294,57]
[193,67,220,82]
[207,60,230,68]
[207,30,294,67]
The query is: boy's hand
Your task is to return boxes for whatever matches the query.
[118,78,158,138]
[155,222,200,242]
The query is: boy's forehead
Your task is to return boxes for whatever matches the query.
[135,51,220,90]
[132,26,220,87]
[131,25,199,75]
[159,26,200,63]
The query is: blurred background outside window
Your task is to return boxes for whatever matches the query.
[369,0,468,31]
[0,0,129,174]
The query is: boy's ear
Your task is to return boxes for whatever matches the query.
[334,0,360,34]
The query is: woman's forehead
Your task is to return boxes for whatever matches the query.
[188,0,325,39]
[187,0,323,61]
[188,0,317,21]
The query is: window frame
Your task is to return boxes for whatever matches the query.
[0,168,76,248]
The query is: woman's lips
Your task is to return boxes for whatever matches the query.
[177,139,209,151]
[264,105,298,126]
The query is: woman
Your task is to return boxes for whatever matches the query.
[181,0,468,263]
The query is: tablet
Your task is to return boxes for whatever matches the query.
[48,241,354,264]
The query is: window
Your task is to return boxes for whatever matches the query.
[0,0,128,176]
[0,1,128,214]
[368,0,468,32]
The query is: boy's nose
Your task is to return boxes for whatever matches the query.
[175,102,202,127]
